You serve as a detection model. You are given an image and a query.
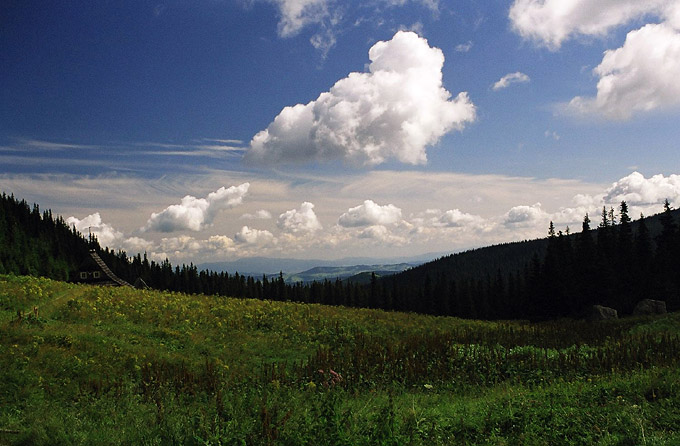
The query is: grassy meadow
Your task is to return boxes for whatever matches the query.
[1,274,679,445]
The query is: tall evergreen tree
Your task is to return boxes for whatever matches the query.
[615,201,634,313]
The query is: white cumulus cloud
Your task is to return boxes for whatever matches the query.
[509,1,680,120]
[122,236,155,254]
[503,203,550,228]
[66,213,123,248]
[156,236,203,255]
[245,31,476,166]
[433,209,486,228]
[234,226,275,245]
[142,183,250,233]
[492,72,530,91]
[604,171,680,206]
[277,202,323,233]
[509,0,671,50]
[568,23,680,120]
[338,200,402,227]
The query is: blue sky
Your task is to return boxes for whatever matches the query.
[2,0,680,263]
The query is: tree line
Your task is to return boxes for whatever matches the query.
[1,192,678,320]
[380,201,680,319]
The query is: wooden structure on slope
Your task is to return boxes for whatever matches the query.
[76,249,132,287]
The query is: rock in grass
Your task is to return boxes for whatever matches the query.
[588,305,618,321]
[633,299,667,316]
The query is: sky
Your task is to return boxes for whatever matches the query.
[2,0,680,264]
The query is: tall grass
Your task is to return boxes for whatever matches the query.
[1,274,679,445]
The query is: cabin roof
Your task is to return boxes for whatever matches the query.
[82,249,132,287]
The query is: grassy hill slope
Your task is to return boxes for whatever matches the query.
[1,274,679,445]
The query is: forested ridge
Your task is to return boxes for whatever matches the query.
[1,192,678,320]
[386,202,680,319]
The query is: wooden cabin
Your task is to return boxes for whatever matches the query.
[76,250,132,287]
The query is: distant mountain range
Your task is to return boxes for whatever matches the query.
[197,252,444,279]
[281,263,417,284]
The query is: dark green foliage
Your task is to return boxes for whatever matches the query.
[382,203,680,320]
[0,193,88,280]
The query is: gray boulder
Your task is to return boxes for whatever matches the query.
[587,305,618,321]
[633,299,667,316]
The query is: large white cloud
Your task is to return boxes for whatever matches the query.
[142,183,250,233]
[509,0,671,50]
[604,171,680,206]
[338,200,402,227]
[245,31,476,166]
[568,23,680,119]
[509,1,680,120]
[277,202,323,233]
[66,213,123,248]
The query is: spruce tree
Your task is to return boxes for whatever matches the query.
[616,201,634,313]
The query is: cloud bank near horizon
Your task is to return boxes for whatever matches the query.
[56,171,680,264]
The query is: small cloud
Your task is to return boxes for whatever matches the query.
[122,237,154,254]
[455,41,473,52]
[234,226,275,245]
[274,0,330,38]
[277,202,323,233]
[492,72,530,91]
[201,138,244,145]
[142,183,250,233]
[19,138,98,151]
[149,235,237,261]
[310,28,337,59]
[398,22,424,35]
[241,210,273,220]
[338,200,402,227]
[206,235,236,251]
[66,213,123,248]
[544,130,560,140]
[503,203,549,227]
[435,209,486,228]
